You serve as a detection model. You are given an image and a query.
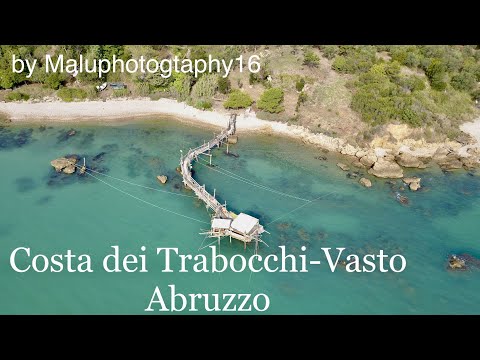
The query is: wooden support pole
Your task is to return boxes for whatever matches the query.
[226,143,229,154]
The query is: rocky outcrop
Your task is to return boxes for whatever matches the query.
[337,163,350,171]
[359,152,377,167]
[359,177,372,188]
[403,177,421,191]
[368,159,404,178]
[462,157,479,170]
[395,152,425,168]
[50,157,77,174]
[438,155,464,171]
[340,144,359,156]
[432,146,452,161]
[355,150,368,158]
[157,175,168,184]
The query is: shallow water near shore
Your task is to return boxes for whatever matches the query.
[0,118,479,314]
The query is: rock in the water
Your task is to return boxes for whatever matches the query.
[63,165,76,174]
[315,155,327,161]
[462,157,479,170]
[337,163,350,171]
[360,153,377,167]
[50,157,77,174]
[157,175,168,184]
[432,146,451,161]
[403,177,421,191]
[351,160,366,169]
[438,155,463,171]
[228,135,238,144]
[395,152,424,168]
[359,177,372,188]
[67,130,76,137]
[368,159,404,178]
[448,254,466,270]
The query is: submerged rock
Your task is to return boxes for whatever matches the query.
[15,177,37,192]
[346,171,360,179]
[368,159,404,178]
[92,152,107,162]
[395,192,409,205]
[315,155,327,161]
[403,177,421,191]
[337,163,350,171]
[359,177,372,188]
[157,175,168,184]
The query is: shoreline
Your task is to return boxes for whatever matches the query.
[0,98,345,151]
[2,98,480,179]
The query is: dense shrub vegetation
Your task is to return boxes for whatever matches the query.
[5,91,29,102]
[327,45,479,128]
[223,90,253,109]
[257,88,284,113]
[57,87,88,102]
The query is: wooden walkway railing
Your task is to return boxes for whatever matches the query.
[180,114,236,219]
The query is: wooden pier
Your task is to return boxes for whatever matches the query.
[180,114,265,246]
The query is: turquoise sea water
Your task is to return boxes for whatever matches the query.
[0,118,479,314]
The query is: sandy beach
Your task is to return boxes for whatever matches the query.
[0,98,345,151]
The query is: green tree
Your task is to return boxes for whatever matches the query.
[257,87,284,113]
[425,58,445,79]
[44,72,67,90]
[318,45,338,60]
[217,76,231,94]
[171,73,192,101]
[425,58,447,91]
[191,74,218,105]
[0,68,16,89]
[451,71,476,92]
[471,89,480,102]
[430,73,447,91]
[332,56,349,73]
[223,90,253,109]
[296,78,305,92]
[303,49,320,68]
